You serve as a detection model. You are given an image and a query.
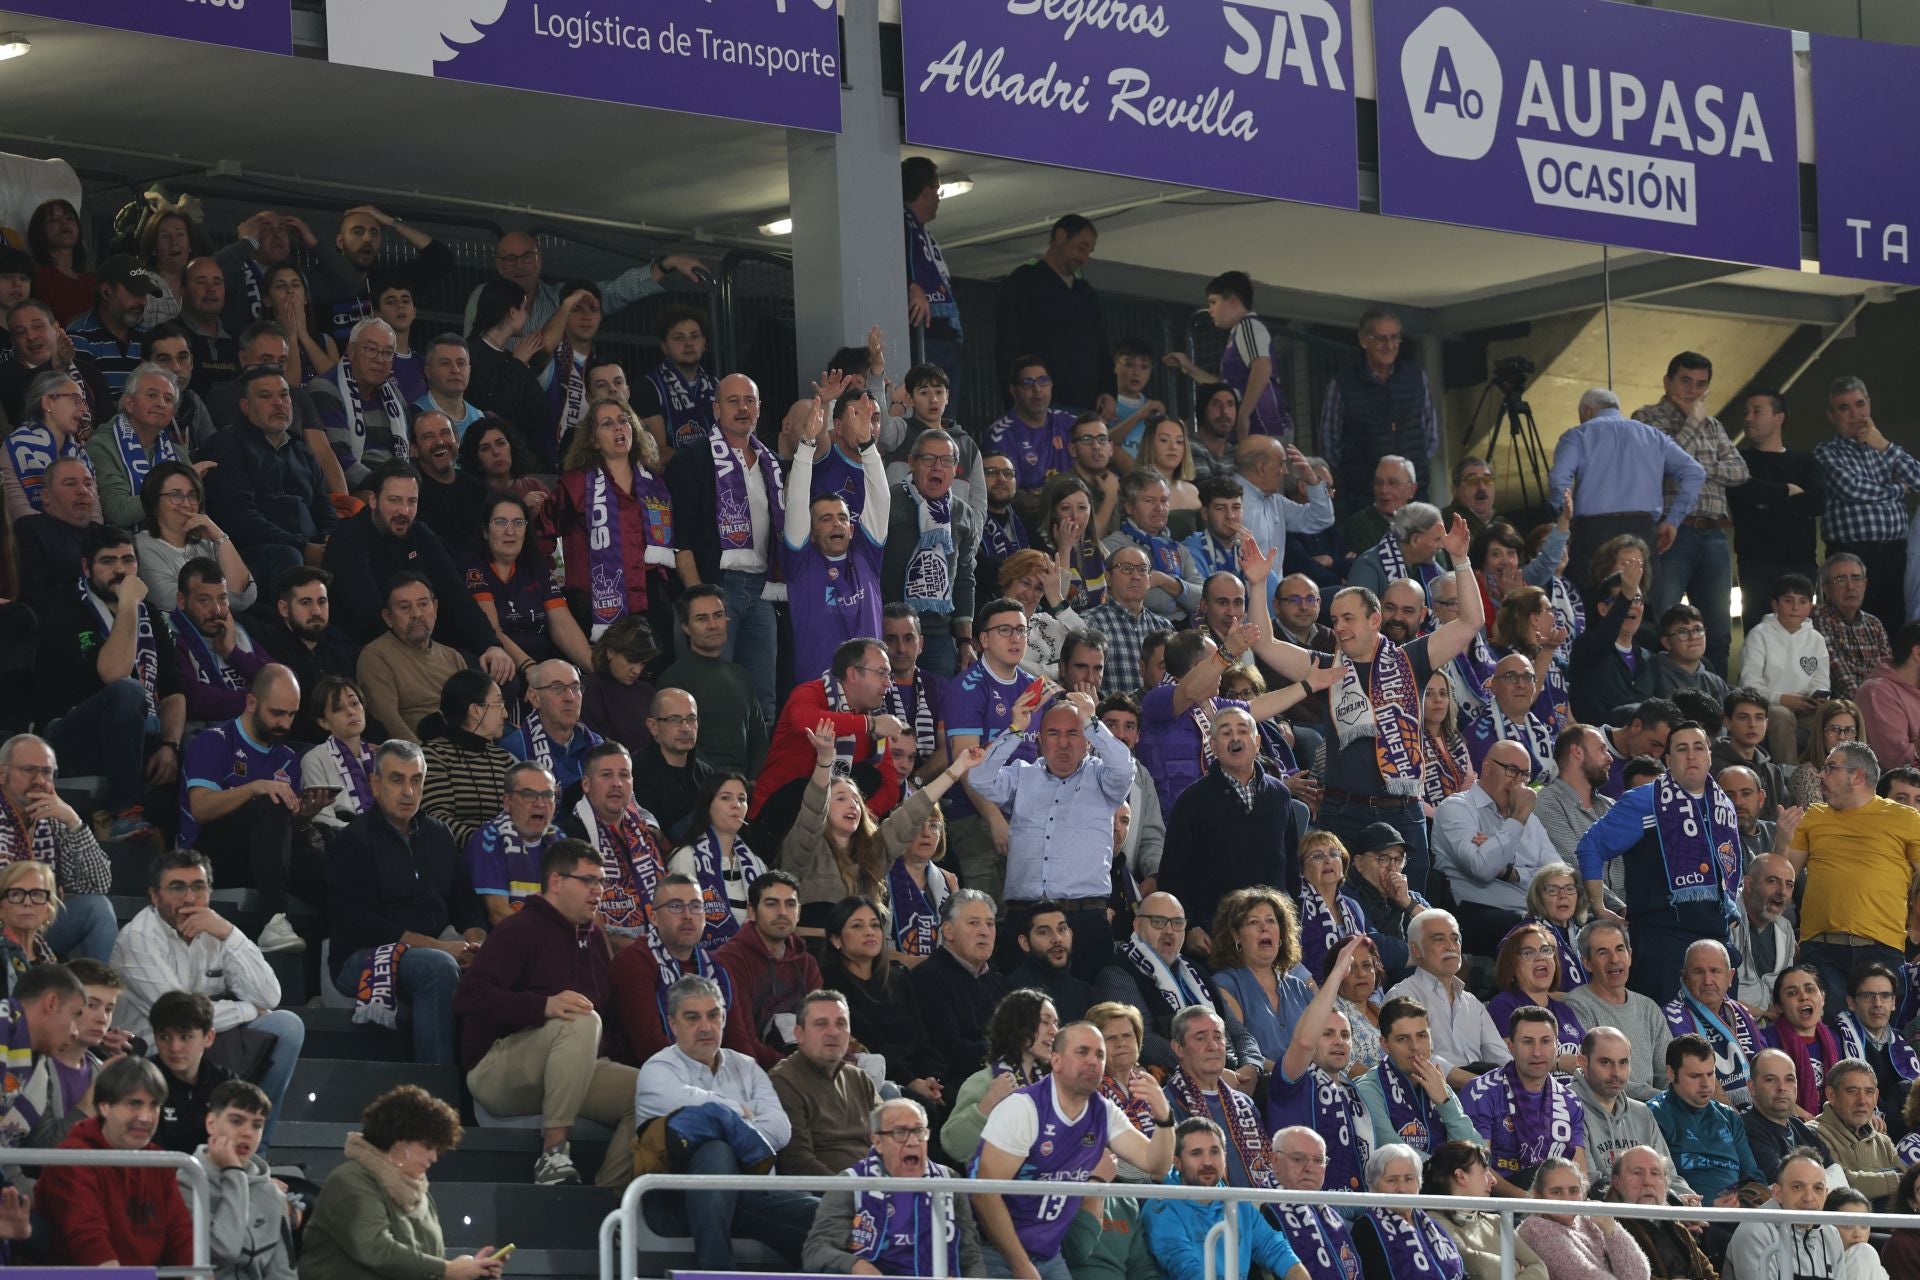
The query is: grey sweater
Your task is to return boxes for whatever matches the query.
[1568,1075,1695,1199]
[1564,984,1674,1102]
[182,1148,296,1280]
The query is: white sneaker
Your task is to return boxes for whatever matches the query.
[535,1144,580,1186]
[257,914,306,954]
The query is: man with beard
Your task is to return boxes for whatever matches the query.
[173,256,237,399]
[802,1097,984,1276]
[1609,1146,1717,1279]
[409,409,488,555]
[1442,457,1499,538]
[257,568,376,741]
[1536,725,1616,864]
[1188,385,1241,484]
[1464,653,1557,783]
[179,666,319,939]
[1577,724,1743,998]
[323,462,513,678]
[310,205,453,344]
[66,255,161,394]
[1731,852,1796,1009]
[0,298,111,427]
[1460,1004,1589,1194]
[0,734,115,962]
[1787,740,1920,1012]
[631,688,714,842]
[1564,922,1674,1102]
[1159,706,1312,941]
[1002,905,1093,1022]
[1374,577,1427,650]
[1142,1117,1309,1280]
[974,451,1027,592]
[355,572,476,741]
[169,558,269,722]
[881,604,947,780]
[1660,940,1764,1106]
[1742,1048,1831,1180]
[200,365,336,591]
[36,523,185,840]
[1268,1125,1365,1280]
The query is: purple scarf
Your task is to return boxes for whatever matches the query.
[1374,1059,1442,1152]
[573,797,667,937]
[1526,915,1589,990]
[547,344,589,439]
[644,360,718,451]
[1469,1063,1581,1175]
[584,464,627,627]
[1650,771,1742,907]
[980,506,1028,564]
[843,1149,963,1277]
[681,826,765,948]
[1297,887,1365,976]
[1362,1208,1466,1280]
[1837,1010,1920,1084]
[352,942,408,1029]
[83,584,158,718]
[170,608,248,691]
[1167,1068,1275,1188]
[1766,1020,1844,1113]
[888,856,945,958]
[645,922,732,1036]
[709,424,784,559]
[1274,1204,1362,1280]
[324,736,375,814]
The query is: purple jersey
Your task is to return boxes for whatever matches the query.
[810,443,875,525]
[1220,315,1293,440]
[1459,1064,1586,1178]
[985,409,1075,491]
[785,536,886,684]
[1137,685,1248,814]
[1485,993,1586,1061]
[464,815,564,910]
[1264,1064,1371,1193]
[180,719,297,848]
[942,661,1035,820]
[977,1079,1112,1262]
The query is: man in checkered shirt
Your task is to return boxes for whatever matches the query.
[1813,376,1920,631]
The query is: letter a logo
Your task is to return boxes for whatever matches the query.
[1399,6,1502,160]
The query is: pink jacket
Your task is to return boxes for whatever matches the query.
[1516,1214,1650,1280]
[1857,665,1920,770]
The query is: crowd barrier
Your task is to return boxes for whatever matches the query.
[7,1145,213,1277]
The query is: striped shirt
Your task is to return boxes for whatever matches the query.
[1081,600,1174,696]
[1813,435,1920,544]
[1632,399,1749,522]
[422,735,516,849]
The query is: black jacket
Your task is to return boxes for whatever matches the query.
[466,341,553,464]
[1568,585,1657,726]
[907,946,1011,1098]
[0,351,111,429]
[1005,955,1093,1023]
[326,809,479,975]
[13,513,88,618]
[321,509,496,652]
[417,469,492,558]
[35,593,184,729]
[992,260,1113,412]
[200,423,338,557]
[255,619,388,743]
[664,429,781,585]
[1729,447,1826,569]
[1744,1108,1831,1181]
[1158,764,1299,935]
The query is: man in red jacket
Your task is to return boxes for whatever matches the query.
[713,870,820,1069]
[454,837,639,1190]
[40,1055,195,1267]
[746,638,906,835]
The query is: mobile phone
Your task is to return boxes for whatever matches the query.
[493,1243,517,1260]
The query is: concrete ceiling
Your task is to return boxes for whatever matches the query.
[0,8,1899,334]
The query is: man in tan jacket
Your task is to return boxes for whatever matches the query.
[1813,1057,1905,1207]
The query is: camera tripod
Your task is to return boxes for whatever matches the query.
[1483,385,1555,521]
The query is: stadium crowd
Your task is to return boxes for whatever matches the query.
[2,158,1920,1279]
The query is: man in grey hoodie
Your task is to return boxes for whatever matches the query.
[1723,1147,1843,1280]
[182,1079,295,1280]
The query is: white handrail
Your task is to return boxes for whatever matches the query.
[7,1146,212,1275]
[604,1171,1920,1280]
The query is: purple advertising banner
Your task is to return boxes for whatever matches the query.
[0,0,291,55]
[324,0,840,133]
[1374,0,1800,268]
[1812,35,1920,285]
[900,0,1358,210]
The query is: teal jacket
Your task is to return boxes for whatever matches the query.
[1645,1089,1765,1202]
[1140,1172,1302,1280]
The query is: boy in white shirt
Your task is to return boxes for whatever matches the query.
[1737,573,1831,763]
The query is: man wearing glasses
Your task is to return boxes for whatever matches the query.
[1319,305,1440,516]
[310,317,409,493]
[1813,552,1893,702]
[0,733,115,962]
[1432,740,1561,957]
[745,638,907,829]
[499,660,604,795]
[1463,654,1558,784]
[802,1096,984,1276]
[985,356,1075,513]
[454,836,640,1188]
[784,392,891,681]
[464,761,564,925]
[1082,546,1173,698]
[610,876,758,1068]
[882,426,980,679]
[462,230,706,347]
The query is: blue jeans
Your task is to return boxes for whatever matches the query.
[249,1008,306,1149]
[45,892,117,962]
[918,614,959,679]
[984,1244,1074,1280]
[1317,794,1431,902]
[1799,938,1905,1024]
[332,945,462,1065]
[1653,525,1733,676]
[640,1138,818,1269]
[46,678,149,811]
[716,570,777,723]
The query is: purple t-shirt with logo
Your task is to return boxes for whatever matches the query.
[180,718,297,848]
[810,443,875,525]
[942,660,1035,820]
[985,409,1075,491]
[1138,685,1248,814]
[784,536,886,683]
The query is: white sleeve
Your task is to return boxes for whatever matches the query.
[978,1092,1040,1156]
[1232,317,1274,364]
[214,932,282,1024]
[1099,1094,1142,1139]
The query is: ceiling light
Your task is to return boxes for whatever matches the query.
[0,34,31,62]
[758,217,793,236]
[937,175,974,199]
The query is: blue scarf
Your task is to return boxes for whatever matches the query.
[170,608,248,692]
[887,856,945,958]
[843,1149,963,1277]
[1650,772,1742,907]
[902,488,954,614]
[1664,991,1759,1095]
[4,423,89,512]
[1118,517,1182,576]
[106,413,181,506]
[681,826,765,948]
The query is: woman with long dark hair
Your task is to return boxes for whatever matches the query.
[939,988,1058,1161]
[1032,471,1107,605]
[667,771,764,948]
[419,670,514,847]
[466,276,556,462]
[462,491,591,671]
[817,896,945,1111]
[27,199,92,322]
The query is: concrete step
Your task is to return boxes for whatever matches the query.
[285,1006,408,1062]
[270,1120,610,1186]
[279,1058,464,1124]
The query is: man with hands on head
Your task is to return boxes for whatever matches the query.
[971,1020,1175,1280]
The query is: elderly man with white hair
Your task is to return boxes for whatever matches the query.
[802,1095,984,1276]
[310,315,410,491]
[87,361,197,529]
[1547,384,1707,599]
[1348,500,1455,599]
[1336,455,1419,555]
[1663,938,1764,1107]
[1269,1125,1366,1280]
[1387,908,1510,1082]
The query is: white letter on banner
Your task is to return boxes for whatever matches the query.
[1401,5,1501,159]
[1649,81,1693,151]
[1729,92,1773,162]
[1516,138,1697,226]
[1220,0,1347,90]
[1562,66,1601,138]
[1516,61,1558,133]
[1887,224,1910,265]
[1694,85,1727,156]
[1608,72,1645,143]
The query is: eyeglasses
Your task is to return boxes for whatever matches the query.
[1494,671,1536,685]
[159,489,200,505]
[1366,851,1407,867]
[1517,944,1558,961]
[653,713,699,728]
[1110,563,1149,578]
[1664,626,1705,639]
[160,879,211,898]
[1826,573,1866,585]
[496,249,540,267]
[852,666,890,680]
[510,788,560,802]
[1304,849,1344,863]
[655,899,701,916]
[984,624,1029,638]
[1363,332,1403,346]
[537,681,585,696]
[556,872,603,889]
[1137,913,1187,931]
[2,888,52,905]
[1542,883,1579,897]
[6,764,54,783]
[1856,989,1896,1002]
[912,453,958,468]
[878,1126,931,1144]
[1431,596,1458,608]
[490,517,529,530]
[983,466,1017,479]
[357,347,397,362]
[1072,434,1110,446]
[1279,1152,1329,1168]
[1278,593,1320,607]
[1487,760,1529,781]
[1015,376,1053,389]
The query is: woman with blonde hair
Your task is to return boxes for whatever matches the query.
[0,861,58,994]
[998,546,1086,680]
[1786,697,1862,808]
[1135,415,1200,514]
[1209,886,1313,1068]
[1297,829,1367,977]
[543,395,675,640]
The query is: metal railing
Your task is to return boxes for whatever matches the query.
[9,1146,213,1276]
[601,1171,1920,1280]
